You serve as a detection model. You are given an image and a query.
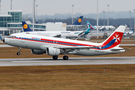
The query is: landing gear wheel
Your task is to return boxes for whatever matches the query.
[17,52,20,55]
[17,47,21,56]
[53,56,58,60]
[63,56,68,60]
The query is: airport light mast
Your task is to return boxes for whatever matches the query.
[0,0,1,10]
[72,5,74,24]
[11,0,12,10]
[103,11,105,34]
[103,11,105,27]
[129,11,132,30]
[133,9,135,31]
[107,4,109,26]
[36,4,38,22]
[97,0,99,39]
[33,0,35,31]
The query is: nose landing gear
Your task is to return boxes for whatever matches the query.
[17,47,21,55]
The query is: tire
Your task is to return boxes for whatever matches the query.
[63,56,68,60]
[17,52,20,55]
[53,56,58,60]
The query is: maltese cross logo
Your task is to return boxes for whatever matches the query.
[113,34,120,43]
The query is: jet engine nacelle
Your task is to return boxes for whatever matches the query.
[31,49,45,55]
[46,47,60,56]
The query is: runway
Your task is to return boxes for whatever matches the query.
[0,45,13,47]
[0,57,135,66]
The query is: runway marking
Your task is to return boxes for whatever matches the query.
[12,61,64,63]
[0,57,135,66]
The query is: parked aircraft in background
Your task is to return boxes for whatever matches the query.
[64,16,84,31]
[22,20,91,38]
[90,25,115,31]
[3,25,126,60]
[101,26,115,30]
[124,28,134,36]
[73,16,83,25]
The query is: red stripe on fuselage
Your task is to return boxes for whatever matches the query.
[40,38,94,47]
[10,37,95,47]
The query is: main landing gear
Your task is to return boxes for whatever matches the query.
[52,55,69,60]
[63,56,68,60]
[63,53,68,60]
[17,47,21,55]
[53,56,58,60]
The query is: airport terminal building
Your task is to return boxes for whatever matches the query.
[0,10,66,35]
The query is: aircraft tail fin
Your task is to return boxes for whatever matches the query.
[22,21,33,32]
[100,25,126,49]
[78,21,91,37]
[90,23,96,29]
[73,16,83,25]
[84,21,90,34]
[131,28,134,33]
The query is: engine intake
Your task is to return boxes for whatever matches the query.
[46,47,60,56]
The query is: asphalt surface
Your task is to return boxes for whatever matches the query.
[0,57,135,66]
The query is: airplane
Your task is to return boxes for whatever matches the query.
[22,20,90,38]
[91,25,115,31]
[103,26,115,30]
[124,28,134,36]
[2,25,126,60]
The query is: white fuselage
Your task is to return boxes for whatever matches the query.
[4,33,125,56]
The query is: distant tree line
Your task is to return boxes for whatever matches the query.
[26,17,135,28]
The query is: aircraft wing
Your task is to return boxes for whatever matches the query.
[40,45,93,54]
[54,46,93,49]
[55,46,96,54]
[110,49,125,51]
[50,34,61,37]
[40,45,94,54]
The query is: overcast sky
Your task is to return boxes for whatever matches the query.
[1,0,135,15]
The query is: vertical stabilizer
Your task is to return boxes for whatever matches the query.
[101,25,126,49]
[22,21,33,32]
[73,16,83,25]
